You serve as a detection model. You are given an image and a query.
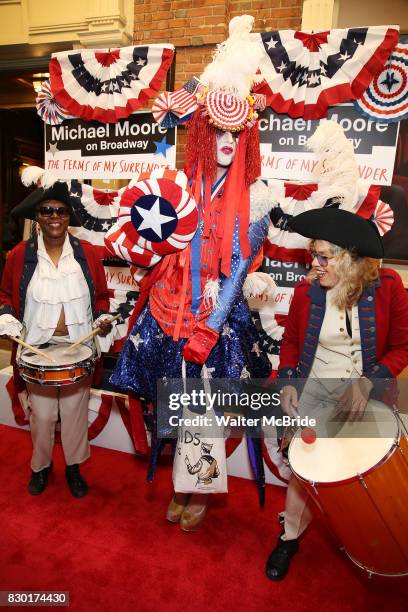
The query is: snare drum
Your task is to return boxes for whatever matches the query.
[17,342,96,386]
[288,400,408,577]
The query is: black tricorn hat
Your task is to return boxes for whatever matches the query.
[11,182,81,227]
[288,208,384,259]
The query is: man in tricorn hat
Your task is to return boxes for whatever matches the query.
[0,181,113,497]
[265,207,408,580]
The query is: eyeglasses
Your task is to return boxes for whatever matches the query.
[310,252,334,267]
[37,206,70,218]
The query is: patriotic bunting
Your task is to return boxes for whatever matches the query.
[49,44,174,123]
[36,79,73,125]
[254,26,399,119]
[265,181,386,262]
[104,168,198,267]
[152,88,198,128]
[354,41,408,123]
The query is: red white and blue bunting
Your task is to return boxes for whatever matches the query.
[36,79,73,125]
[254,26,399,119]
[354,41,408,123]
[49,44,174,123]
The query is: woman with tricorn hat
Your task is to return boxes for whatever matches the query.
[0,180,113,498]
[265,207,408,581]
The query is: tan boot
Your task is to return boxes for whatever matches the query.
[180,494,209,532]
[166,493,190,523]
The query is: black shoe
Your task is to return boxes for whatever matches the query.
[65,464,88,498]
[265,534,299,581]
[28,463,52,496]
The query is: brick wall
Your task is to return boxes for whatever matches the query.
[134,0,303,166]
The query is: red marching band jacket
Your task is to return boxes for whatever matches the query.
[0,235,110,396]
[278,268,408,382]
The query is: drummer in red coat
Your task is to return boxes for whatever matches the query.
[265,207,408,581]
[0,182,112,498]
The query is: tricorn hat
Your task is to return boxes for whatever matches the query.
[11,181,81,227]
[288,208,384,258]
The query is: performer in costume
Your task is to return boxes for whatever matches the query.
[110,16,278,531]
[0,181,113,497]
[265,207,408,580]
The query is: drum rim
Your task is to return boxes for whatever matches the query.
[17,342,95,370]
[288,414,401,487]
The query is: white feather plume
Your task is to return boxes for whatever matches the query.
[307,119,359,211]
[40,170,59,189]
[21,166,45,187]
[200,15,262,100]
[21,165,59,190]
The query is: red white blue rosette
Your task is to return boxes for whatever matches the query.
[152,88,198,128]
[49,44,174,123]
[354,42,408,123]
[205,91,251,130]
[254,26,399,119]
[104,168,198,267]
[36,79,73,125]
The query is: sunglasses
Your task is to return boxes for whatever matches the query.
[37,206,70,218]
[310,251,334,267]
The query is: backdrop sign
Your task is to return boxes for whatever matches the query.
[259,104,399,185]
[44,111,176,179]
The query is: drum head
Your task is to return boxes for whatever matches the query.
[21,343,93,367]
[288,400,398,484]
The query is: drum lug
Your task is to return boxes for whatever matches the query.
[357,473,368,489]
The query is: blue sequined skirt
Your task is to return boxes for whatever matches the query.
[110,299,271,402]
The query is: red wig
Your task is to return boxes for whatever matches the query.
[184,110,261,186]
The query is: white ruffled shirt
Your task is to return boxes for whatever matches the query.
[24,233,92,345]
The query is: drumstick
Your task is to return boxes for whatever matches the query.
[63,314,121,355]
[12,337,56,364]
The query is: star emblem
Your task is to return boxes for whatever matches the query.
[136,58,146,66]
[222,323,232,338]
[277,61,287,73]
[251,342,262,357]
[130,333,143,350]
[308,73,320,86]
[101,221,110,230]
[135,197,174,239]
[380,71,400,92]
[153,135,172,158]
[128,298,136,307]
[339,51,351,62]
[47,142,59,156]
[266,38,277,50]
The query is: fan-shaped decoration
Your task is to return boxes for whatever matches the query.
[35,79,73,125]
[104,168,198,267]
[254,26,399,119]
[371,200,394,235]
[354,42,408,123]
[266,181,381,262]
[69,180,121,233]
[152,88,198,128]
[49,44,175,123]
[205,91,252,131]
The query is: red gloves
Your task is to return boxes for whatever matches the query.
[182,322,219,365]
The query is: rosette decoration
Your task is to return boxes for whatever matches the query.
[254,26,399,119]
[49,44,174,123]
[152,88,198,129]
[354,41,408,123]
[104,168,198,267]
[35,79,73,125]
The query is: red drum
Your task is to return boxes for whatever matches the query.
[288,400,408,577]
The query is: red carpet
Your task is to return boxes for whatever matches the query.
[0,424,406,612]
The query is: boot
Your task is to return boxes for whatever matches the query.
[265,534,299,581]
[28,463,52,496]
[65,464,88,498]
